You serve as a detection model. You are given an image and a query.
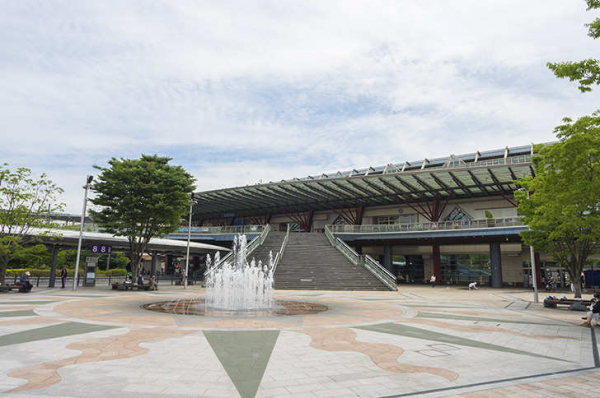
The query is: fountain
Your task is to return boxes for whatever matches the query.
[204,235,274,311]
[144,234,328,317]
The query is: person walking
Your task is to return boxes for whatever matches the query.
[430,274,436,288]
[60,268,67,289]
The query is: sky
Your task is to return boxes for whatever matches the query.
[1,0,599,212]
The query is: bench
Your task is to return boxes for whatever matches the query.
[0,284,31,293]
[111,282,157,291]
[543,298,592,311]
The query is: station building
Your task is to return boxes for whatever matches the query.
[179,144,599,290]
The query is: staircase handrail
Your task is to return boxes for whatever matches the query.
[272,224,290,273]
[361,254,397,291]
[335,237,360,265]
[325,225,397,291]
[247,224,271,256]
[208,224,270,273]
[324,224,337,246]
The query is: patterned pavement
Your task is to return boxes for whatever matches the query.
[0,285,598,397]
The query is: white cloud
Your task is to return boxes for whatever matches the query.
[1,0,599,211]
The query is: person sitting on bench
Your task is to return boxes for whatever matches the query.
[581,292,600,327]
[19,272,33,292]
[137,273,144,286]
[468,281,478,290]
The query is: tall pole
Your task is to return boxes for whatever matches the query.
[530,245,539,303]
[73,175,93,291]
[184,193,194,289]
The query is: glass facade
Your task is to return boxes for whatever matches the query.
[393,255,424,283]
[440,254,491,285]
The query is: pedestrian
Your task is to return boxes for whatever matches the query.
[430,274,436,288]
[19,272,33,292]
[60,268,67,289]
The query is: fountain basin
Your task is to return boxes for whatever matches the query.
[143,299,328,317]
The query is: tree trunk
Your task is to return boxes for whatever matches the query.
[0,255,8,284]
[571,270,582,298]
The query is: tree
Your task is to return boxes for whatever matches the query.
[90,155,195,277]
[547,1,600,92]
[0,165,64,283]
[516,114,600,298]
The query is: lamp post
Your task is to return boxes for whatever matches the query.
[184,193,194,289]
[518,188,539,303]
[73,175,93,291]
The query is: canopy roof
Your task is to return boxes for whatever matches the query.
[193,144,538,219]
[30,228,229,254]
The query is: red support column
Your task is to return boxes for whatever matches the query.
[432,244,441,281]
[534,252,542,289]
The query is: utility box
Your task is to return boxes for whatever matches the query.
[84,257,99,287]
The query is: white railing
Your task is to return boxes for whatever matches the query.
[177,225,266,235]
[210,224,271,271]
[328,217,524,234]
[247,224,271,255]
[272,224,291,273]
[324,226,397,291]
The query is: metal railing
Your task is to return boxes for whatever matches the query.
[272,224,290,273]
[324,226,397,291]
[247,224,271,255]
[177,225,266,235]
[210,224,271,271]
[328,217,524,234]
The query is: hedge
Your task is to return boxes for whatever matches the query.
[5,268,128,277]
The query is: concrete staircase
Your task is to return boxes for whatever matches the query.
[274,233,390,290]
[247,231,286,266]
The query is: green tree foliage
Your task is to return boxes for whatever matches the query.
[90,155,195,277]
[516,114,600,297]
[547,1,600,92]
[11,244,50,268]
[0,165,64,283]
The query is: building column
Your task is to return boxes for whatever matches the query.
[166,254,173,275]
[490,243,503,288]
[150,250,157,277]
[48,245,59,288]
[354,243,363,255]
[383,244,393,273]
[432,244,440,281]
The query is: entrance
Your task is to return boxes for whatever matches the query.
[393,255,424,284]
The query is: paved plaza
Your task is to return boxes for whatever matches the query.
[0,285,599,397]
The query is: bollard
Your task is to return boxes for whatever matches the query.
[108,274,111,286]
[171,274,174,285]
[13,275,17,284]
[36,276,40,287]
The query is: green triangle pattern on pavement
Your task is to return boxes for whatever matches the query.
[0,322,118,347]
[416,311,563,325]
[0,309,37,318]
[355,322,570,362]
[204,330,279,398]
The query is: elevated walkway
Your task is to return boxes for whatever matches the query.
[274,233,391,291]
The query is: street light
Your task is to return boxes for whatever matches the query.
[184,192,194,289]
[73,175,93,291]
[518,187,539,303]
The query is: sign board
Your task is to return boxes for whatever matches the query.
[84,256,98,287]
[91,245,112,254]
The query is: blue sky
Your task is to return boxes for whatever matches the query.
[1,0,600,212]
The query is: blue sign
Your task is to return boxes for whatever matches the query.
[91,245,112,254]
